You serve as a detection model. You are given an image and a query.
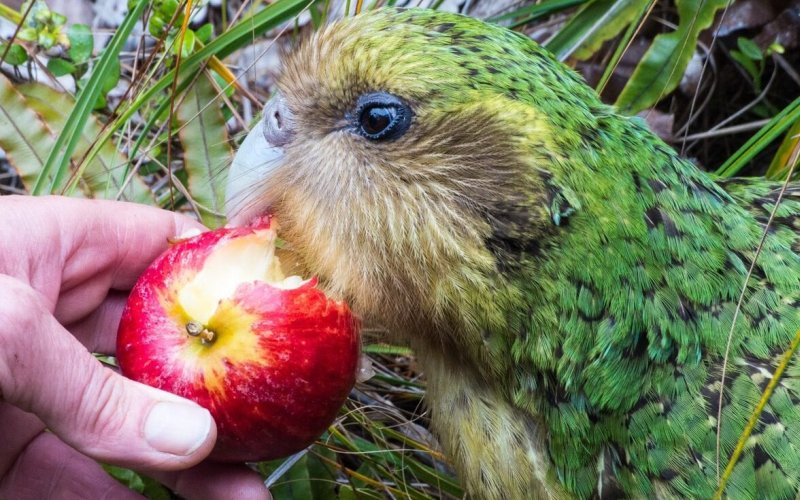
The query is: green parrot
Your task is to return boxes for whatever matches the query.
[225,7,800,499]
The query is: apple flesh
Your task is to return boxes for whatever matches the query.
[116,219,359,462]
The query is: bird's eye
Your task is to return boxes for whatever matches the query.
[362,107,395,136]
[354,92,412,141]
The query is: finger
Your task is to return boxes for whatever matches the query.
[0,404,268,500]
[0,196,204,325]
[67,291,129,353]
[152,462,272,500]
[49,197,205,325]
[51,196,206,290]
[0,403,45,479]
[0,432,143,500]
[0,275,216,472]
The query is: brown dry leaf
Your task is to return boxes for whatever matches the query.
[716,0,780,38]
[638,109,675,142]
[755,0,800,50]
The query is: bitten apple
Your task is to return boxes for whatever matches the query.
[116,219,359,462]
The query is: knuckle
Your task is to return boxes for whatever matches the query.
[0,275,43,329]
[0,275,48,403]
[73,367,131,452]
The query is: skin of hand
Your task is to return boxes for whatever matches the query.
[0,195,271,500]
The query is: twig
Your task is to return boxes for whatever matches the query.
[714,326,800,498]
[676,119,771,142]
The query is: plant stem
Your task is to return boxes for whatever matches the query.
[0,3,23,25]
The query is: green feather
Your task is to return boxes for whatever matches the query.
[268,8,800,499]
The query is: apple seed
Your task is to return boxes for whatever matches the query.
[185,320,217,344]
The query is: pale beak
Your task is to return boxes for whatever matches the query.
[225,95,294,226]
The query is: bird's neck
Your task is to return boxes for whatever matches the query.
[419,344,567,500]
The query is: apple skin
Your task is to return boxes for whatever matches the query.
[116,223,360,462]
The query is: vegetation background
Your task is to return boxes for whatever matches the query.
[0,0,798,497]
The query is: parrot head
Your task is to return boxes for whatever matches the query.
[225,8,601,331]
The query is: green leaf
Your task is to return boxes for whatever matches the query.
[308,0,323,28]
[729,50,759,82]
[157,0,180,18]
[338,486,358,500]
[177,74,232,227]
[101,57,121,93]
[1,43,28,65]
[148,15,166,37]
[0,75,56,190]
[180,29,196,58]
[104,465,145,492]
[67,23,93,63]
[76,55,120,109]
[371,424,465,497]
[728,50,751,71]
[270,453,313,499]
[195,23,213,43]
[767,42,784,55]
[47,57,76,76]
[615,0,730,113]
[18,82,153,202]
[103,466,171,500]
[574,0,651,61]
[139,476,172,500]
[736,37,762,61]
[33,0,149,195]
[260,446,339,499]
[50,11,67,27]
[595,1,654,93]
[327,423,457,499]
[17,27,37,43]
[545,0,650,61]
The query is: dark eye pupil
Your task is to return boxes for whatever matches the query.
[362,106,396,135]
[354,92,412,141]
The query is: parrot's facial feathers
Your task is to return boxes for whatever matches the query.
[226,8,562,328]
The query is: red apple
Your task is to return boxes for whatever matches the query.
[116,218,359,462]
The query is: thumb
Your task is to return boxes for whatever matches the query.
[0,275,216,471]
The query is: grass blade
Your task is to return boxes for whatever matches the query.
[715,96,800,177]
[615,0,730,113]
[32,0,149,195]
[545,0,649,62]
[489,0,587,27]
[765,119,800,180]
[67,0,310,192]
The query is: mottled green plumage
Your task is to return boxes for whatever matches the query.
[229,8,800,499]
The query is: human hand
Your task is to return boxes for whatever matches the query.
[0,196,271,499]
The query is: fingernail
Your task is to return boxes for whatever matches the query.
[144,401,212,456]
